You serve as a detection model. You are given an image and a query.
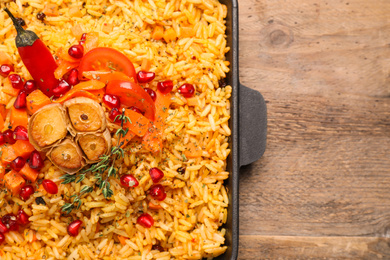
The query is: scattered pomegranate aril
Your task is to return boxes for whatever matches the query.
[149,184,167,201]
[53,79,71,98]
[79,33,87,45]
[19,185,35,201]
[67,219,82,237]
[42,179,58,194]
[68,44,84,59]
[152,244,164,252]
[28,151,44,170]
[0,133,5,145]
[13,125,28,141]
[137,213,154,228]
[108,108,121,123]
[144,88,157,102]
[0,64,14,77]
[65,68,79,86]
[178,83,195,98]
[103,94,121,109]
[137,71,155,83]
[14,90,27,109]
[2,214,19,231]
[23,80,38,94]
[129,106,145,115]
[0,221,8,233]
[0,233,4,245]
[8,74,24,89]
[10,156,26,172]
[3,129,16,144]
[120,174,139,188]
[157,80,173,94]
[16,210,30,225]
[149,167,164,183]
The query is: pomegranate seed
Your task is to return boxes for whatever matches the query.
[2,214,18,231]
[0,64,14,77]
[103,94,121,109]
[13,125,28,141]
[79,33,87,45]
[0,233,4,245]
[120,174,139,188]
[0,133,5,145]
[65,68,79,86]
[144,88,156,102]
[137,71,155,84]
[137,213,154,228]
[108,108,121,123]
[67,219,82,237]
[152,245,164,252]
[53,79,71,98]
[19,185,35,201]
[178,83,195,98]
[129,106,145,115]
[0,221,8,233]
[14,90,27,109]
[16,210,30,225]
[8,74,24,89]
[149,168,164,183]
[10,156,26,171]
[149,184,167,201]
[28,151,44,170]
[42,180,58,194]
[157,80,173,94]
[3,129,16,144]
[23,80,37,94]
[68,44,84,59]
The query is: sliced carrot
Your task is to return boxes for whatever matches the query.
[9,107,28,130]
[181,27,194,38]
[69,7,83,18]
[43,4,58,16]
[87,88,105,102]
[56,47,79,63]
[0,51,11,64]
[184,140,202,158]
[19,163,39,182]
[124,109,150,137]
[2,77,19,97]
[71,24,84,38]
[163,28,176,43]
[73,80,106,91]
[141,58,152,72]
[4,171,25,195]
[154,91,171,130]
[151,25,164,41]
[1,144,17,165]
[54,59,79,79]
[0,113,4,130]
[118,130,135,149]
[102,23,114,34]
[83,32,99,53]
[117,236,128,246]
[37,184,46,194]
[186,96,201,107]
[12,140,35,159]
[148,201,162,210]
[54,89,99,104]
[0,105,7,119]
[142,123,162,153]
[0,162,5,185]
[26,89,51,115]
[82,71,133,83]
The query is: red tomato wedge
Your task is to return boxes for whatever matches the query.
[78,47,136,81]
[106,80,156,120]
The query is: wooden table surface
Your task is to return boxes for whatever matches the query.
[237,0,390,258]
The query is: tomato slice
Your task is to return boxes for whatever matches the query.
[78,47,136,81]
[106,80,156,120]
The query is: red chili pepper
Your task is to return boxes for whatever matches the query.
[5,8,58,97]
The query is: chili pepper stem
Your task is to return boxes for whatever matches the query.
[3,8,24,34]
[4,8,39,47]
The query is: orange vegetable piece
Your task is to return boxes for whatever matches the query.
[163,28,177,43]
[9,106,28,130]
[117,236,128,246]
[148,201,162,210]
[186,96,201,107]
[54,59,79,79]
[0,162,5,185]
[184,140,202,158]
[123,109,150,137]
[4,171,25,195]
[118,129,135,149]
[181,27,194,38]
[87,88,105,102]
[151,25,164,41]
[13,140,35,159]
[43,4,59,16]
[142,122,162,153]
[141,58,152,71]
[26,89,52,115]
[19,163,39,182]
[82,71,133,83]
[71,24,84,38]
[0,105,7,119]
[56,47,79,63]
[83,32,99,53]
[2,77,19,97]
[1,144,17,165]
[69,8,82,18]
[0,113,4,130]
[102,23,114,34]
[54,89,99,104]
[73,80,105,91]
[0,51,11,64]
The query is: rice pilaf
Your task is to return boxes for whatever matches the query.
[0,0,232,259]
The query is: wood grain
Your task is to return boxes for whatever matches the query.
[238,0,390,258]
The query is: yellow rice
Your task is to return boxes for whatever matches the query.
[0,0,231,259]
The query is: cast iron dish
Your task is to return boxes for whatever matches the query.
[216,0,267,258]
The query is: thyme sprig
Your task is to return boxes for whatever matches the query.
[60,109,130,214]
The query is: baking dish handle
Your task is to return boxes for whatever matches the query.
[238,83,267,167]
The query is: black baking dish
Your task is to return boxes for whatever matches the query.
[215,0,267,259]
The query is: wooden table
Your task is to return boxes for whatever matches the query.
[238,0,390,258]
